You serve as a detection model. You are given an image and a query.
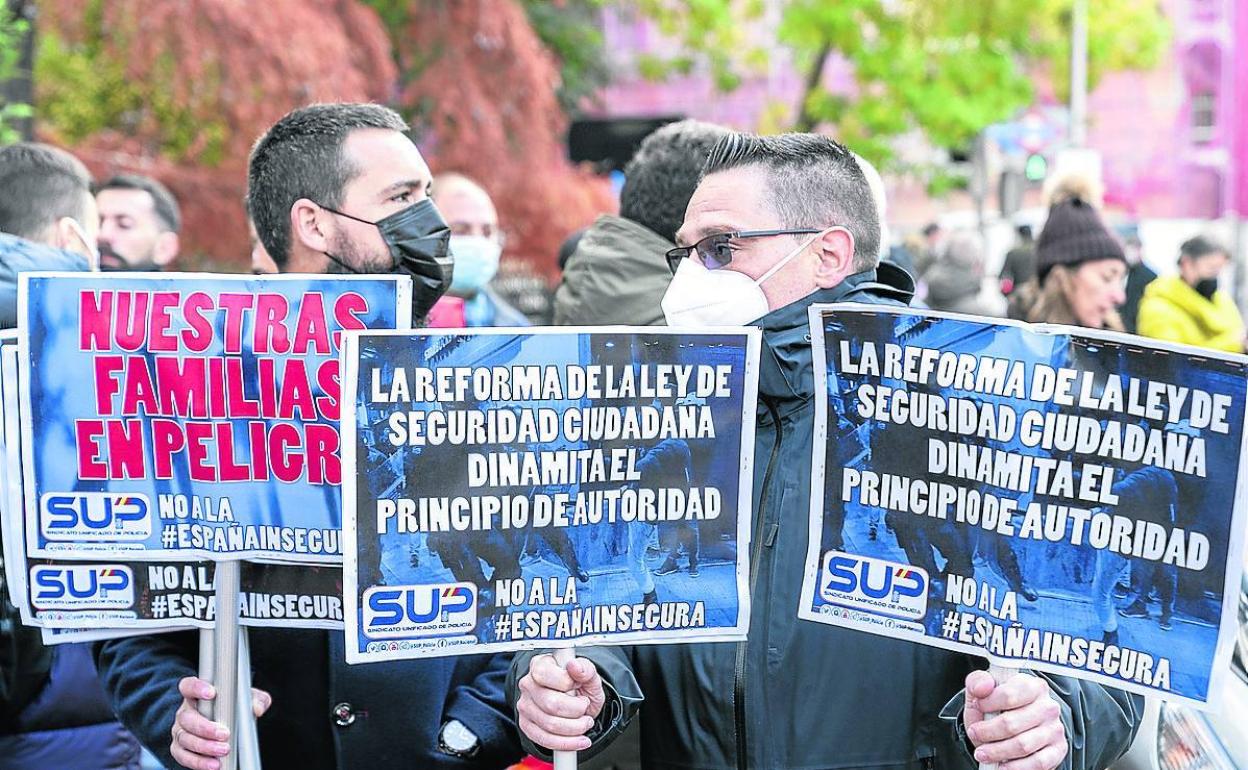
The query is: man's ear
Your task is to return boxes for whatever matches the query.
[52,217,78,252]
[812,226,857,289]
[290,198,332,254]
[54,217,97,267]
[153,232,180,267]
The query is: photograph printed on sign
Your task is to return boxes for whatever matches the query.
[18,273,410,562]
[342,328,759,662]
[797,305,1248,708]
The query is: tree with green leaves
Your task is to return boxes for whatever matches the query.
[627,0,1170,166]
[0,1,33,144]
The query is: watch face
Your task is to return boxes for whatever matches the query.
[442,719,479,753]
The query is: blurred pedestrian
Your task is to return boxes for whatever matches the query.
[95,103,521,770]
[998,224,1035,297]
[425,173,528,328]
[95,174,181,271]
[1137,235,1244,353]
[1008,175,1127,330]
[1116,225,1154,333]
[0,142,143,769]
[924,230,1007,317]
[554,119,731,326]
[914,220,943,276]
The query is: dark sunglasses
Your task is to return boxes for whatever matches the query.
[665,229,821,274]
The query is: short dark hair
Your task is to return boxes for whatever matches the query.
[702,133,881,271]
[247,103,409,265]
[0,142,93,241]
[922,222,941,237]
[96,174,182,233]
[620,120,731,244]
[1179,235,1227,262]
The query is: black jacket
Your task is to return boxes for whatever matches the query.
[96,628,522,769]
[511,266,1144,770]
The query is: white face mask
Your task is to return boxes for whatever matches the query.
[448,234,502,296]
[661,234,816,327]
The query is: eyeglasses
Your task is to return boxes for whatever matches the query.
[665,229,821,274]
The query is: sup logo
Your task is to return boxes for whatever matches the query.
[41,493,152,541]
[820,551,928,621]
[31,565,135,609]
[362,583,476,639]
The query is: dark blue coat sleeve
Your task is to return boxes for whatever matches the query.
[443,652,523,767]
[94,630,198,770]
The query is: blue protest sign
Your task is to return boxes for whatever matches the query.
[20,273,410,562]
[342,328,759,662]
[798,305,1248,707]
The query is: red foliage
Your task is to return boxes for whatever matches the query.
[38,0,398,270]
[389,0,614,277]
[36,0,611,275]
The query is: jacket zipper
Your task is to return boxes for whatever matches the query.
[734,396,784,770]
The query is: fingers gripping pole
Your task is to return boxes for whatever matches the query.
[978,664,1018,770]
[553,646,578,770]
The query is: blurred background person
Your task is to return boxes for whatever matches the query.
[998,223,1035,297]
[427,173,528,328]
[1136,235,1245,353]
[913,221,943,276]
[1114,224,1154,334]
[1008,175,1127,331]
[95,174,181,271]
[924,229,1007,318]
[554,119,730,327]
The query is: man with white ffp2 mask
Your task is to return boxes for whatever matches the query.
[510,132,1144,770]
[426,173,529,328]
[659,138,885,328]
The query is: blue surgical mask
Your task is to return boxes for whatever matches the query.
[448,235,501,296]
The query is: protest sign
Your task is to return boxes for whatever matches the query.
[342,328,759,663]
[19,273,410,562]
[40,625,158,646]
[21,559,343,630]
[797,305,1248,707]
[1,332,345,631]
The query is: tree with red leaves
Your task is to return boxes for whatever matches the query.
[32,0,610,274]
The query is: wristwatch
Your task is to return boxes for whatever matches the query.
[438,718,481,759]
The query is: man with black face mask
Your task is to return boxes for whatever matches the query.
[94,104,521,770]
[1137,235,1246,353]
[246,102,454,320]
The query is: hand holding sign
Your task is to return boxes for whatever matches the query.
[516,653,606,752]
[963,670,1067,770]
[171,676,271,770]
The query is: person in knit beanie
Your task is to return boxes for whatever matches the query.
[1007,173,1127,329]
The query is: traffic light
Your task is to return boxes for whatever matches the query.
[1024,153,1048,184]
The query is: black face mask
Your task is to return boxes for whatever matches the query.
[1194,277,1219,300]
[319,199,455,321]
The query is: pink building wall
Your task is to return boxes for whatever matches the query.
[1234,0,1248,215]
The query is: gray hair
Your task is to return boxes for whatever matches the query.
[0,143,94,241]
[703,132,881,271]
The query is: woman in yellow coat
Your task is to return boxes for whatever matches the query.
[1136,236,1245,354]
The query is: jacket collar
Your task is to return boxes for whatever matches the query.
[755,264,914,414]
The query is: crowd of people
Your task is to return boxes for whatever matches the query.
[2,96,1239,769]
